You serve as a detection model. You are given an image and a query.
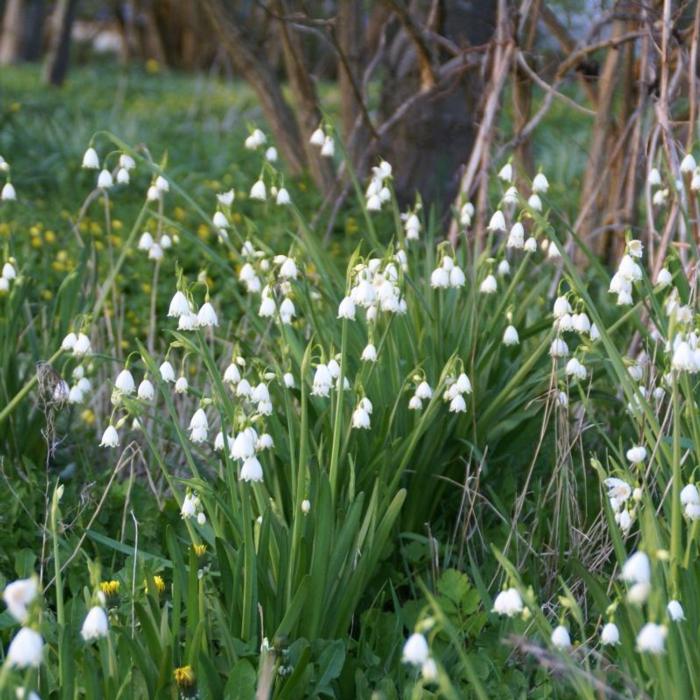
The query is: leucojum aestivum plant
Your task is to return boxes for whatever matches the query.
[2,121,700,697]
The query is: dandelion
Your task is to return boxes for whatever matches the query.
[7,627,43,668]
[636,623,667,654]
[492,588,523,617]
[81,606,109,641]
[402,633,429,666]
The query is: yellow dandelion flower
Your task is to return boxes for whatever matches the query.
[174,207,187,222]
[112,219,123,230]
[41,290,53,301]
[81,409,96,425]
[144,575,166,594]
[173,665,195,687]
[44,230,56,244]
[100,580,120,597]
[193,544,207,557]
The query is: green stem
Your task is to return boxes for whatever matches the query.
[671,375,682,590]
[328,320,348,502]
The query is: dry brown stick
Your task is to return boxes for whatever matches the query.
[382,0,437,89]
[687,0,700,151]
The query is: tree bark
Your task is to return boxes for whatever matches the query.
[42,0,77,86]
[201,0,307,176]
[0,0,26,65]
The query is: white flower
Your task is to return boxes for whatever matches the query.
[648,168,661,186]
[155,175,169,192]
[250,179,266,201]
[223,363,241,384]
[549,338,569,358]
[492,588,523,617]
[97,169,113,189]
[551,625,571,650]
[338,296,356,320]
[7,627,43,668]
[174,376,188,394]
[217,189,235,206]
[61,332,77,351]
[321,136,335,158]
[181,493,199,518]
[553,296,571,318]
[159,361,176,382]
[100,425,119,448]
[502,186,518,205]
[82,147,100,169]
[312,365,333,397]
[115,369,135,395]
[245,128,266,150]
[479,274,497,294]
[405,213,421,240]
[627,582,651,604]
[352,405,371,429]
[672,341,696,372]
[487,210,506,232]
[276,188,291,205]
[1,182,16,201]
[572,313,591,334]
[524,237,537,253]
[450,266,466,288]
[449,394,467,413]
[667,600,685,621]
[528,194,543,211]
[681,483,700,506]
[415,381,432,400]
[213,211,228,229]
[601,622,620,645]
[680,153,696,174]
[138,232,154,251]
[422,658,438,682]
[626,446,647,464]
[309,127,325,146]
[2,262,17,280]
[197,302,218,327]
[116,168,129,184]
[257,433,274,451]
[361,343,377,362]
[565,358,587,380]
[621,551,650,584]
[430,267,450,289]
[241,456,263,482]
[507,222,525,248]
[656,268,672,287]
[236,379,252,398]
[265,146,278,162]
[119,153,135,170]
[408,396,423,410]
[197,512,206,525]
[498,163,513,182]
[636,623,667,654]
[148,243,163,261]
[137,379,155,401]
[627,239,643,258]
[3,578,38,623]
[455,373,472,394]
[618,255,642,282]
[279,257,298,279]
[168,291,190,318]
[279,298,295,324]
[532,172,549,193]
[301,499,311,514]
[189,409,208,432]
[402,633,429,666]
[259,296,276,318]
[81,606,109,641]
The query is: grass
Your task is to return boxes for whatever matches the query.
[0,63,699,699]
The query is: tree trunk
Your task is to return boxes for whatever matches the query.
[0,0,26,65]
[20,0,45,61]
[42,0,77,86]
[377,0,497,214]
[201,0,307,176]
